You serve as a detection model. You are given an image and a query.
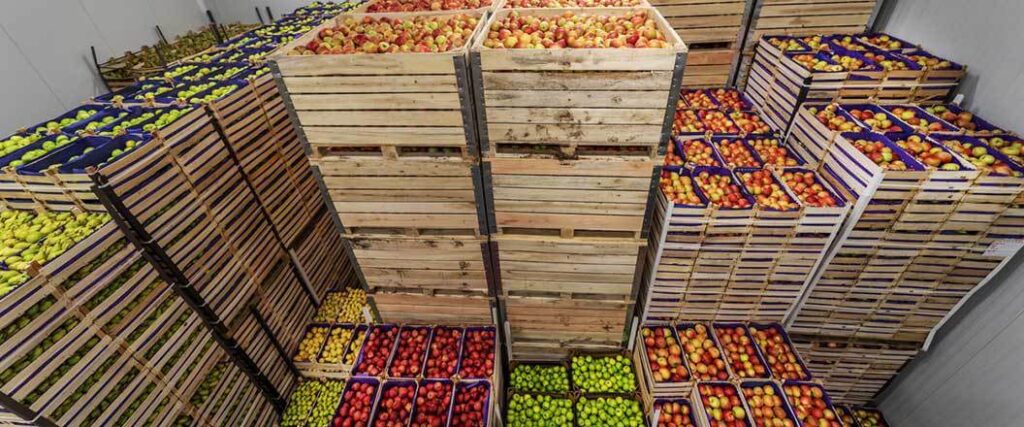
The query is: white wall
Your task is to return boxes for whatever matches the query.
[205,0,308,25]
[874,2,1024,423]
[0,0,209,137]
[876,0,1024,134]
[876,250,1024,426]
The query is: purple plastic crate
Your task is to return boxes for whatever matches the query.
[675,323,733,381]
[779,168,847,208]
[711,323,772,379]
[23,105,107,136]
[691,166,756,210]
[694,382,753,427]
[785,51,842,73]
[840,131,925,171]
[424,326,465,379]
[409,379,455,426]
[734,167,803,212]
[671,137,724,167]
[780,381,844,426]
[707,88,755,111]
[451,380,492,427]
[881,105,957,133]
[934,134,1024,175]
[738,381,800,427]
[333,376,380,425]
[457,326,496,380]
[924,104,1005,135]
[661,166,710,208]
[387,325,433,378]
[353,323,400,377]
[711,137,765,168]
[840,105,915,134]
[747,323,813,381]
[652,398,697,426]
[369,379,419,426]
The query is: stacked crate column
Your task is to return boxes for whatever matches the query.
[269,10,495,325]
[470,7,687,358]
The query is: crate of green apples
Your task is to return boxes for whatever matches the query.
[506,391,574,427]
[47,348,137,425]
[577,395,648,427]
[571,353,639,395]
[509,361,572,394]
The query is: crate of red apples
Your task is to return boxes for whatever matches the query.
[637,323,818,404]
[328,325,498,426]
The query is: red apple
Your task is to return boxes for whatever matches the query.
[715,139,760,168]
[654,400,696,426]
[738,170,797,211]
[641,326,690,383]
[741,383,796,427]
[694,172,751,209]
[780,171,838,208]
[682,90,717,109]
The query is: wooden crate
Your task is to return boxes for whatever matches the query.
[471,7,686,155]
[372,289,495,324]
[790,334,918,405]
[495,234,645,298]
[498,233,642,359]
[316,156,486,236]
[641,165,848,323]
[291,207,351,299]
[648,0,748,87]
[349,235,489,294]
[269,10,487,156]
[486,157,657,238]
[786,127,1024,342]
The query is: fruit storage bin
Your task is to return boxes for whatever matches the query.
[634,324,691,410]
[746,323,812,382]
[710,322,771,380]
[508,360,574,394]
[482,156,658,238]
[269,10,488,157]
[470,7,687,157]
[690,381,753,427]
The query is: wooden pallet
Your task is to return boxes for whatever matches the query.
[269,10,487,157]
[316,156,485,237]
[486,157,656,238]
[471,7,686,156]
[790,334,918,405]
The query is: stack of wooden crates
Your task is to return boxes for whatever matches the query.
[470,6,687,358]
[649,0,749,87]
[778,100,1024,404]
[270,9,497,326]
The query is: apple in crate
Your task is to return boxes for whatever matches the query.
[458,329,495,378]
[425,327,461,378]
[333,382,377,427]
[678,324,729,381]
[642,326,689,382]
[783,383,841,427]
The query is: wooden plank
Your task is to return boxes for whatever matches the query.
[483,89,669,108]
[486,107,664,125]
[281,75,459,93]
[289,92,463,110]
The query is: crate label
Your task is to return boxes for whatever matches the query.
[984,239,1024,258]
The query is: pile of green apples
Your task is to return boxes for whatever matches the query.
[571,355,637,394]
[6,134,76,168]
[311,380,346,425]
[577,396,645,427]
[0,133,43,158]
[0,296,56,354]
[507,394,574,427]
[33,109,100,134]
[282,381,323,426]
[0,317,80,385]
[100,108,189,136]
[511,363,570,393]
[0,210,110,297]
[190,84,239,104]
